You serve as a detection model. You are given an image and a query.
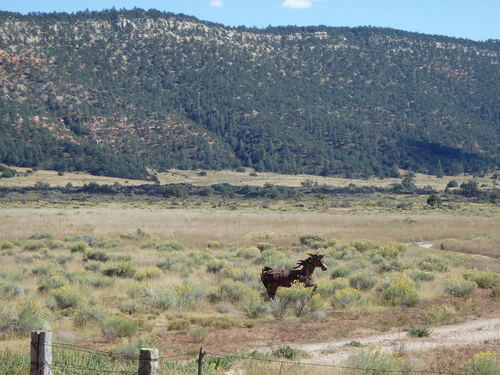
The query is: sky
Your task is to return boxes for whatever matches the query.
[1,0,499,41]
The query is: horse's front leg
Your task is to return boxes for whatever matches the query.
[310,282,318,294]
[302,278,317,294]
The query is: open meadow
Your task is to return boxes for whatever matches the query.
[1,164,498,190]
[0,171,499,374]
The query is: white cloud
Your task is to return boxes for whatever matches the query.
[210,0,224,7]
[281,0,314,9]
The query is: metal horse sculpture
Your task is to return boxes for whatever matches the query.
[261,254,328,299]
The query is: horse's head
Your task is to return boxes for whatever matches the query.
[307,253,328,271]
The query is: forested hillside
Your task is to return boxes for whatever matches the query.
[0,8,498,179]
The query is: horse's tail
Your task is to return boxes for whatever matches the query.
[261,267,271,284]
[261,267,273,295]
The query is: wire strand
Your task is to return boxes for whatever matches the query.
[205,351,467,375]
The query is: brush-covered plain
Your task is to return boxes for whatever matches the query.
[0,204,499,374]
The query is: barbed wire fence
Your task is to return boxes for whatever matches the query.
[25,330,470,375]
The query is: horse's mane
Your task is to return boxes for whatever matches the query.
[294,256,312,269]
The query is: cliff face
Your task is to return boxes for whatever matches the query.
[0,9,498,178]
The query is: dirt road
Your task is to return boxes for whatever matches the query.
[295,317,500,364]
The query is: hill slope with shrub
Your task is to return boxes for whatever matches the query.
[0,9,498,179]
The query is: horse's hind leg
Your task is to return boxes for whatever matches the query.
[266,285,277,299]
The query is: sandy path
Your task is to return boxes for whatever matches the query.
[295,317,500,364]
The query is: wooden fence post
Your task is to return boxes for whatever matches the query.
[30,331,52,375]
[197,347,206,375]
[138,348,159,375]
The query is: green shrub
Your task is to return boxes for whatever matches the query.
[70,242,88,253]
[236,246,261,259]
[275,283,326,317]
[0,302,48,336]
[84,261,102,272]
[216,303,235,314]
[352,240,377,252]
[270,297,290,320]
[378,259,406,273]
[408,270,435,282]
[172,259,197,278]
[110,253,132,262]
[492,285,500,298]
[23,241,45,251]
[173,283,206,308]
[331,287,364,308]
[373,243,403,259]
[256,243,272,252]
[118,300,141,315]
[156,241,184,252]
[84,249,109,262]
[466,352,500,375]
[115,336,154,360]
[444,278,477,297]
[349,271,377,290]
[0,269,24,282]
[299,234,326,247]
[1,242,14,250]
[219,267,257,285]
[219,280,249,303]
[103,316,138,338]
[407,326,431,337]
[206,240,222,248]
[87,275,115,288]
[0,350,29,374]
[345,348,406,375]
[30,233,54,240]
[56,255,73,265]
[427,194,443,207]
[38,276,66,292]
[74,306,109,328]
[147,288,176,311]
[167,319,190,331]
[206,259,228,274]
[424,304,457,325]
[378,275,419,306]
[32,264,64,277]
[189,326,208,343]
[330,265,352,279]
[18,302,49,333]
[157,255,179,271]
[102,262,136,278]
[144,282,207,310]
[52,285,84,309]
[189,316,234,329]
[0,281,23,299]
[191,250,212,263]
[134,267,162,281]
[464,270,500,289]
[240,291,268,319]
[272,346,301,360]
[255,249,286,266]
[317,278,349,297]
[47,240,65,250]
[418,257,448,272]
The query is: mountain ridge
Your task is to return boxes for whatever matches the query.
[0,8,498,179]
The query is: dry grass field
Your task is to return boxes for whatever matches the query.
[1,164,497,190]
[1,207,499,250]
[0,168,499,374]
